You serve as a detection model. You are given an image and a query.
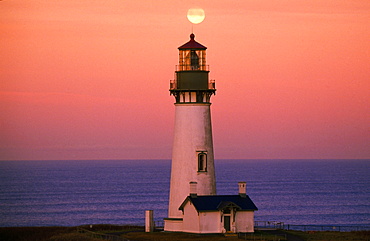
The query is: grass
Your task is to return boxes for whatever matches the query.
[0,226,369,241]
[285,230,370,241]
[0,226,79,241]
[123,231,241,241]
[122,230,294,240]
[122,230,370,241]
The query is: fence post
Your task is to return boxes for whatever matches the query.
[145,210,154,232]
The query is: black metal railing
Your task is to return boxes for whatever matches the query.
[169,79,216,90]
[176,64,209,71]
[285,224,370,232]
[255,221,370,232]
[77,227,129,241]
[255,221,285,230]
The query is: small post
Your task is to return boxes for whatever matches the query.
[145,210,154,232]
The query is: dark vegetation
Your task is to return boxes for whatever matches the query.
[0,225,369,241]
[123,230,370,241]
[0,226,79,241]
[286,230,370,241]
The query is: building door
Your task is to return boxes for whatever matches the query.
[224,215,231,232]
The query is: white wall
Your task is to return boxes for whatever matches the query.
[235,211,255,233]
[168,103,216,219]
[182,201,221,234]
[164,219,183,232]
[199,211,221,233]
[182,201,200,233]
[180,201,255,234]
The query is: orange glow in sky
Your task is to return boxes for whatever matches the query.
[1,0,369,160]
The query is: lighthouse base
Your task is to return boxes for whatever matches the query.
[164,218,183,232]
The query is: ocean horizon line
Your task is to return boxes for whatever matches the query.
[1,158,369,162]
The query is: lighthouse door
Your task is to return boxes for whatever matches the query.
[224,215,231,231]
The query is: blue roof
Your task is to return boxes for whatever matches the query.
[179,195,258,212]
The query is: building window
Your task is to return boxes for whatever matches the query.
[198,152,207,172]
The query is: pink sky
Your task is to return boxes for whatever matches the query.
[1,0,369,160]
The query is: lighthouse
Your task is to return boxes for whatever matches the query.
[163,34,257,234]
[164,33,217,231]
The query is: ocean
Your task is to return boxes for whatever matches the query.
[0,159,369,227]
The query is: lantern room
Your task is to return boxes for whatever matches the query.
[178,33,207,71]
[170,34,215,103]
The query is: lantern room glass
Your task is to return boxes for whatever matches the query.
[178,49,207,71]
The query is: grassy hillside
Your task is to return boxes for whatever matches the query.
[0,226,369,241]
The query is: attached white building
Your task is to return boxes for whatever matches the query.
[178,182,258,234]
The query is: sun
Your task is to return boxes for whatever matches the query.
[187,8,205,24]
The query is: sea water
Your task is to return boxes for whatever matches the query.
[0,159,369,227]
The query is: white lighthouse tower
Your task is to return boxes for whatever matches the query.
[164,33,216,231]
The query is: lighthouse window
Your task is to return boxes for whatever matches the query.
[198,152,207,172]
[179,49,206,71]
[190,50,200,70]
